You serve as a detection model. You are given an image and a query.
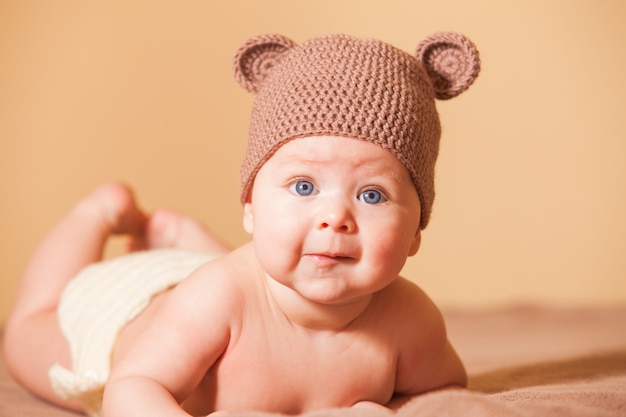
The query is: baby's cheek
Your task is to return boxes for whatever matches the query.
[376,231,412,262]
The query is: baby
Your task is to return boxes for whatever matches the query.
[3,32,480,416]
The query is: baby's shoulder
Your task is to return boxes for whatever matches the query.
[373,277,445,336]
[176,244,260,301]
[380,277,437,311]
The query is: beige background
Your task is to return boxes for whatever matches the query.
[1,0,625,322]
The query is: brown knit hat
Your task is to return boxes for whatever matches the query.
[233,32,480,229]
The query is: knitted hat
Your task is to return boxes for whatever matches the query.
[233,32,480,229]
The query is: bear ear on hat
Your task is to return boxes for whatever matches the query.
[233,34,297,94]
[416,32,481,100]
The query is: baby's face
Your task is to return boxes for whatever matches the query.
[243,135,422,305]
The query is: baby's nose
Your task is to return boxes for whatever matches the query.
[316,200,356,233]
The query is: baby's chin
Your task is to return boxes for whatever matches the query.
[294,283,374,308]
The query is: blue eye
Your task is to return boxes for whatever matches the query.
[290,180,316,196]
[359,189,384,204]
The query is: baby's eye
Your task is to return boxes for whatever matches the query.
[289,180,316,196]
[358,189,386,204]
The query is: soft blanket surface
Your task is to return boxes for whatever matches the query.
[1,306,625,416]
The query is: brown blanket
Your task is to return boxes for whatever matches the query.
[2,306,625,416]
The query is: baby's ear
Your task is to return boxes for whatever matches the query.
[233,34,297,94]
[415,32,481,100]
[242,202,254,234]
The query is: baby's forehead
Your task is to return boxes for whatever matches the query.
[270,135,391,158]
[266,135,412,179]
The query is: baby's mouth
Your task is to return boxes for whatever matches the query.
[305,253,356,265]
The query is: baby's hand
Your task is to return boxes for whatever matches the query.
[207,403,392,416]
[352,400,394,415]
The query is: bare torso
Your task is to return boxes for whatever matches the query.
[182,315,396,414]
[111,245,410,415]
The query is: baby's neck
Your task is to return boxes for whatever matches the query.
[263,276,373,333]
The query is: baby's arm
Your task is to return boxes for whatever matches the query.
[102,263,237,417]
[392,279,466,399]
